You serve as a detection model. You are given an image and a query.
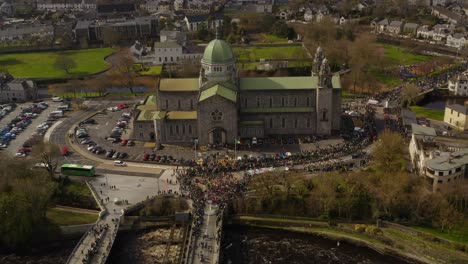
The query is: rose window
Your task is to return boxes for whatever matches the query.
[211,109,223,121]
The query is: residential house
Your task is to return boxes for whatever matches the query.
[0,0,13,16]
[403,22,419,35]
[36,0,96,11]
[130,41,152,62]
[444,104,468,130]
[431,6,464,25]
[140,0,160,13]
[417,25,433,39]
[376,18,389,33]
[184,12,223,31]
[0,74,37,103]
[448,71,468,96]
[446,33,467,49]
[97,3,136,18]
[304,8,313,22]
[387,20,404,34]
[432,24,452,41]
[160,30,187,45]
[174,0,184,11]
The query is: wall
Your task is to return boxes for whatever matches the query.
[444,107,468,130]
[157,91,198,111]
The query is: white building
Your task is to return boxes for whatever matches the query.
[153,42,202,65]
[446,33,467,49]
[448,71,468,96]
[36,0,96,11]
[409,123,468,192]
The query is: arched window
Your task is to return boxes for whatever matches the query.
[190,99,193,109]
[282,118,286,128]
[256,97,260,107]
[176,125,179,134]
[178,99,181,109]
[188,125,192,134]
[294,97,297,106]
[294,118,298,128]
[165,99,168,109]
[306,97,310,106]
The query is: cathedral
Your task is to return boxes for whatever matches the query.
[134,36,342,145]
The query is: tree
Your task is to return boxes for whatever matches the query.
[32,142,62,180]
[54,54,76,75]
[108,49,137,94]
[401,83,421,107]
[372,130,406,171]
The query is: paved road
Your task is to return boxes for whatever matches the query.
[67,173,181,264]
[6,102,62,155]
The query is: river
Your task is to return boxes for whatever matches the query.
[221,226,419,264]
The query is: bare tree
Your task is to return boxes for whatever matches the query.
[401,83,421,107]
[54,54,76,75]
[32,142,61,180]
[109,49,137,94]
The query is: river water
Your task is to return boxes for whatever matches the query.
[221,226,419,264]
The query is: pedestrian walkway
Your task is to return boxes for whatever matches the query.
[67,173,181,264]
[187,203,222,264]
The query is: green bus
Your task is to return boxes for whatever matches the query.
[61,164,95,177]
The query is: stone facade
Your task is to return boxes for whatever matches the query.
[135,38,341,145]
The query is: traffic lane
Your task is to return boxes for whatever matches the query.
[97,163,163,175]
[6,102,62,155]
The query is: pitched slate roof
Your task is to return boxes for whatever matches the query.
[239,76,341,91]
[411,123,436,136]
[159,78,199,92]
[185,12,224,23]
[241,107,315,113]
[426,149,468,172]
[199,84,237,103]
[446,104,468,115]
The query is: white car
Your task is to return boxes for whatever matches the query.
[52,97,63,102]
[113,160,127,167]
[15,152,26,157]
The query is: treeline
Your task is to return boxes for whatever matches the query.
[230,131,467,232]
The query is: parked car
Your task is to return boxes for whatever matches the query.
[105,150,115,158]
[127,140,135,146]
[112,152,120,159]
[120,139,128,146]
[52,97,63,102]
[148,154,156,161]
[143,153,150,161]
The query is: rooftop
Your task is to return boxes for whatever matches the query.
[241,107,315,113]
[159,78,199,92]
[185,12,224,23]
[199,84,237,103]
[426,149,468,171]
[411,123,436,137]
[446,104,468,115]
[154,41,182,49]
[239,76,341,91]
[153,111,197,120]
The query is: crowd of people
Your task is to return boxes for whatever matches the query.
[412,62,468,91]
[81,224,109,264]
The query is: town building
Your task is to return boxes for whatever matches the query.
[97,3,137,18]
[36,0,96,11]
[376,18,389,33]
[184,12,224,31]
[409,123,468,192]
[74,16,158,43]
[446,33,467,49]
[0,22,54,42]
[444,104,468,130]
[403,22,419,35]
[387,20,404,34]
[448,71,468,96]
[0,73,37,103]
[132,37,342,145]
[153,41,203,65]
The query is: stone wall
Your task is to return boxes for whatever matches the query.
[157,91,198,111]
[239,90,316,108]
[197,96,238,145]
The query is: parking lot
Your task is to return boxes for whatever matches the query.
[2,101,65,156]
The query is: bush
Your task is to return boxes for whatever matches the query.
[365,225,383,236]
[453,243,466,252]
[354,224,366,233]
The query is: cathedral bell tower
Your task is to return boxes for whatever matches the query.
[313,46,333,135]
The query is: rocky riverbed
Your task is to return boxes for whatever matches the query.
[222,226,419,264]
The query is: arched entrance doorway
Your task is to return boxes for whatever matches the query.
[208,127,226,145]
[149,132,155,141]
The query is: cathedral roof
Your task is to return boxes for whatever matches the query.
[199,84,237,103]
[240,76,341,91]
[202,38,234,64]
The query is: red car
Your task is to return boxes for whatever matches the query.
[120,139,128,146]
[117,104,128,109]
[143,153,150,161]
[18,147,32,153]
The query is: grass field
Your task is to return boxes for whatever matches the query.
[257,33,288,44]
[410,106,444,121]
[233,45,308,60]
[413,225,468,244]
[381,44,432,66]
[0,48,115,79]
[47,207,98,226]
[139,65,162,76]
[370,68,402,87]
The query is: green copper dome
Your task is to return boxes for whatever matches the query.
[202,38,234,64]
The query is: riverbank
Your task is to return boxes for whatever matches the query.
[228,215,468,264]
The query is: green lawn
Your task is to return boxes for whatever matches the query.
[370,68,402,86]
[410,106,445,121]
[258,34,288,44]
[413,225,468,244]
[0,48,115,79]
[64,181,92,196]
[233,46,308,60]
[57,92,102,98]
[381,44,432,66]
[47,208,98,226]
[139,65,162,76]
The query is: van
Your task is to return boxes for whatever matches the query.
[57,105,69,111]
[50,111,64,117]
